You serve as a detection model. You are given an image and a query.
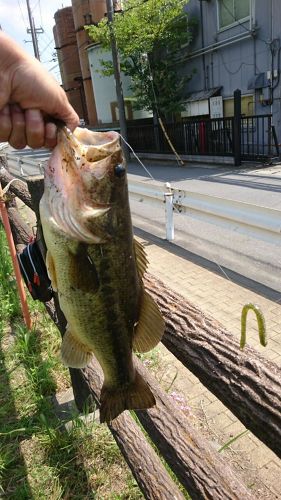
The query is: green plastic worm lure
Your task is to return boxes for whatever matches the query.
[240,303,267,350]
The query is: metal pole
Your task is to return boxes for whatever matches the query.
[233,89,241,166]
[106,0,129,162]
[164,183,174,241]
[32,16,40,60]
[26,0,40,60]
[0,182,32,330]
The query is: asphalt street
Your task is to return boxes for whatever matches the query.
[128,159,281,292]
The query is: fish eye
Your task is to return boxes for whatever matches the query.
[114,164,126,178]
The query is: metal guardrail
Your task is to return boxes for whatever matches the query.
[3,149,281,246]
[128,178,281,245]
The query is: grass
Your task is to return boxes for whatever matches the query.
[0,226,143,499]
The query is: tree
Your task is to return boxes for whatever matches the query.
[86,0,193,118]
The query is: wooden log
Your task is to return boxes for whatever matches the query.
[82,356,253,500]
[0,165,33,210]
[82,357,186,500]
[25,175,44,221]
[134,358,253,500]
[4,197,31,250]
[145,273,281,459]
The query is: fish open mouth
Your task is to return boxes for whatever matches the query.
[62,127,120,150]
[60,127,121,165]
[43,127,122,244]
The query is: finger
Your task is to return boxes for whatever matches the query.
[9,104,27,149]
[54,95,79,132]
[0,104,12,141]
[65,109,79,132]
[44,122,57,149]
[25,109,44,148]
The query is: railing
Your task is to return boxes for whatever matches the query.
[127,114,277,161]
[241,114,272,160]
[127,118,234,156]
[128,178,281,246]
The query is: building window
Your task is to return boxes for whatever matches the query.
[218,0,250,29]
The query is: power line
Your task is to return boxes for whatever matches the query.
[38,0,43,26]
[40,30,54,45]
[40,39,54,56]
[218,48,265,76]
[17,0,28,28]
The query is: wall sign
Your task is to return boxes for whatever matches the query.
[209,96,223,118]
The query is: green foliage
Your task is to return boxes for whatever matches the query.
[87,0,193,115]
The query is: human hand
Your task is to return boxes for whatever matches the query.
[0,32,79,149]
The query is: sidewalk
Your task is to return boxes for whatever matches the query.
[135,227,281,499]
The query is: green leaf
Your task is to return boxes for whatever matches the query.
[86,0,193,116]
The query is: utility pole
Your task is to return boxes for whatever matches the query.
[106,0,129,162]
[26,0,40,60]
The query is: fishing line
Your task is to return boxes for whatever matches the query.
[120,132,230,271]
[1,178,28,196]
[120,131,235,283]
[119,134,155,180]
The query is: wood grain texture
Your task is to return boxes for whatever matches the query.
[145,273,281,459]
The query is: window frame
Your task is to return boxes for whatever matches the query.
[217,0,251,32]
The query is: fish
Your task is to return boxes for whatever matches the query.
[39,126,164,423]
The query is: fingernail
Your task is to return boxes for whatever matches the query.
[45,122,57,140]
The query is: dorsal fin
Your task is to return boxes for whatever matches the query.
[133,290,164,353]
[134,238,148,278]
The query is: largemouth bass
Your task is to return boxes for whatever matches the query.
[39,127,164,423]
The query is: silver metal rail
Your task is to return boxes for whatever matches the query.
[128,178,281,245]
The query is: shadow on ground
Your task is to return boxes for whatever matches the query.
[134,226,281,304]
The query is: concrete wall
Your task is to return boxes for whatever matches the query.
[181,0,281,138]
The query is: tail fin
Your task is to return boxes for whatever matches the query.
[100,370,156,423]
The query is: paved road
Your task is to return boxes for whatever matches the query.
[128,160,281,208]
[128,160,281,292]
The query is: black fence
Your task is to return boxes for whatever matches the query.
[127,114,278,162]
[240,115,273,160]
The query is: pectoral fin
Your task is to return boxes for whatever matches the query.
[61,327,93,368]
[46,251,57,292]
[133,290,164,353]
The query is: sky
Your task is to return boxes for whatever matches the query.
[0,0,72,82]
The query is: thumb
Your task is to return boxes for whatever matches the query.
[51,95,80,131]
